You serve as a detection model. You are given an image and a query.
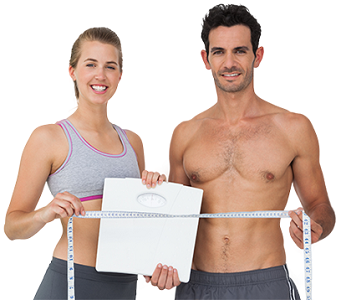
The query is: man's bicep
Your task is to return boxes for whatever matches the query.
[168,126,191,186]
[291,119,329,210]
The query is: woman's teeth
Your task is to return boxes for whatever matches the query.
[91,85,107,91]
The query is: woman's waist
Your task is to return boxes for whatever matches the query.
[57,217,102,266]
[48,257,137,282]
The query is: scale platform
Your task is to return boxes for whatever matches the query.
[96,178,203,282]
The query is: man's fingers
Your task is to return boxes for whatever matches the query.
[289,210,303,229]
[289,226,303,249]
[173,269,181,287]
[156,265,169,290]
[165,267,174,290]
[148,264,180,290]
[150,264,162,286]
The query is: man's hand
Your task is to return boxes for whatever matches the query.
[288,208,323,249]
[144,263,181,290]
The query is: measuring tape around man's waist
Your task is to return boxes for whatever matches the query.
[67,210,312,300]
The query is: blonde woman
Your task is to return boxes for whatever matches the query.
[4,27,170,299]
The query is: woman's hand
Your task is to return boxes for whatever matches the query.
[38,191,85,224]
[141,170,166,189]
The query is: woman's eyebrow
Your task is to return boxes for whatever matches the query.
[84,58,118,65]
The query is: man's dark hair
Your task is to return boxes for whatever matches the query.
[201,4,261,57]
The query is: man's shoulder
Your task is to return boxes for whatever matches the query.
[171,111,210,150]
[271,110,312,131]
[268,110,317,153]
[174,110,210,135]
[261,100,311,129]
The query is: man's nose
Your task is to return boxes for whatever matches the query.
[222,53,237,69]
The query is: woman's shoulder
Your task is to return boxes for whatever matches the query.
[121,128,143,148]
[29,123,66,145]
[24,123,68,164]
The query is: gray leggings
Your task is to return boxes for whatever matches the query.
[34,257,137,300]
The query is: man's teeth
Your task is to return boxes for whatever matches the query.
[92,85,107,91]
[223,74,239,77]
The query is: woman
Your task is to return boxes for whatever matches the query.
[4,27,166,299]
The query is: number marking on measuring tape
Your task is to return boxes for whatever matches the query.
[303,212,312,300]
[67,210,312,300]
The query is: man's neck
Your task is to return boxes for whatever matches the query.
[215,87,261,124]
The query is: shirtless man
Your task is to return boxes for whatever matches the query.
[163,4,335,299]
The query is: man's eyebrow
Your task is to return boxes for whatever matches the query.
[210,46,251,53]
[210,47,225,53]
[84,58,118,65]
[234,46,250,51]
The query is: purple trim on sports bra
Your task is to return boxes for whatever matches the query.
[65,119,127,158]
[80,195,103,202]
[49,122,73,177]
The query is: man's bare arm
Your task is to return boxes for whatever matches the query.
[288,114,335,247]
[169,122,192,185]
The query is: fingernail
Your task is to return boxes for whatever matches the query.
[163,265,168,270]
[158,264,162,268]
[169,267,173,272]
[142,180,146,185]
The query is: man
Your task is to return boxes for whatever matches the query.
[148,4,335,300]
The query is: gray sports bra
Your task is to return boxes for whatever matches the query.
[47,119,140,201]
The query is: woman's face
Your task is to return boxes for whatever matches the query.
[69,40,122,106]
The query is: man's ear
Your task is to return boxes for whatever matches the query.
[254,46,264,68]
[201,50,211,70]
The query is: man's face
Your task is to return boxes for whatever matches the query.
[202,25,261,94]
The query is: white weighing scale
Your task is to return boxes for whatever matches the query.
[96,178,203,283]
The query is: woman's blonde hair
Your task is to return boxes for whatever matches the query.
[70,27,123,99]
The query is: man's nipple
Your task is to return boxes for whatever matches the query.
[190,172,199,182]
[266,172,275,180]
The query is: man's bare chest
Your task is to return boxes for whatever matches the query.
[183,122,295,184]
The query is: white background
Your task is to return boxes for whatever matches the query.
[1,0,340,299]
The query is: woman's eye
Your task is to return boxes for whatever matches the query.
[86,63,95,67]
[107,66,116,70]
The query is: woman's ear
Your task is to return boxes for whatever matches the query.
[69,65,76,81]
